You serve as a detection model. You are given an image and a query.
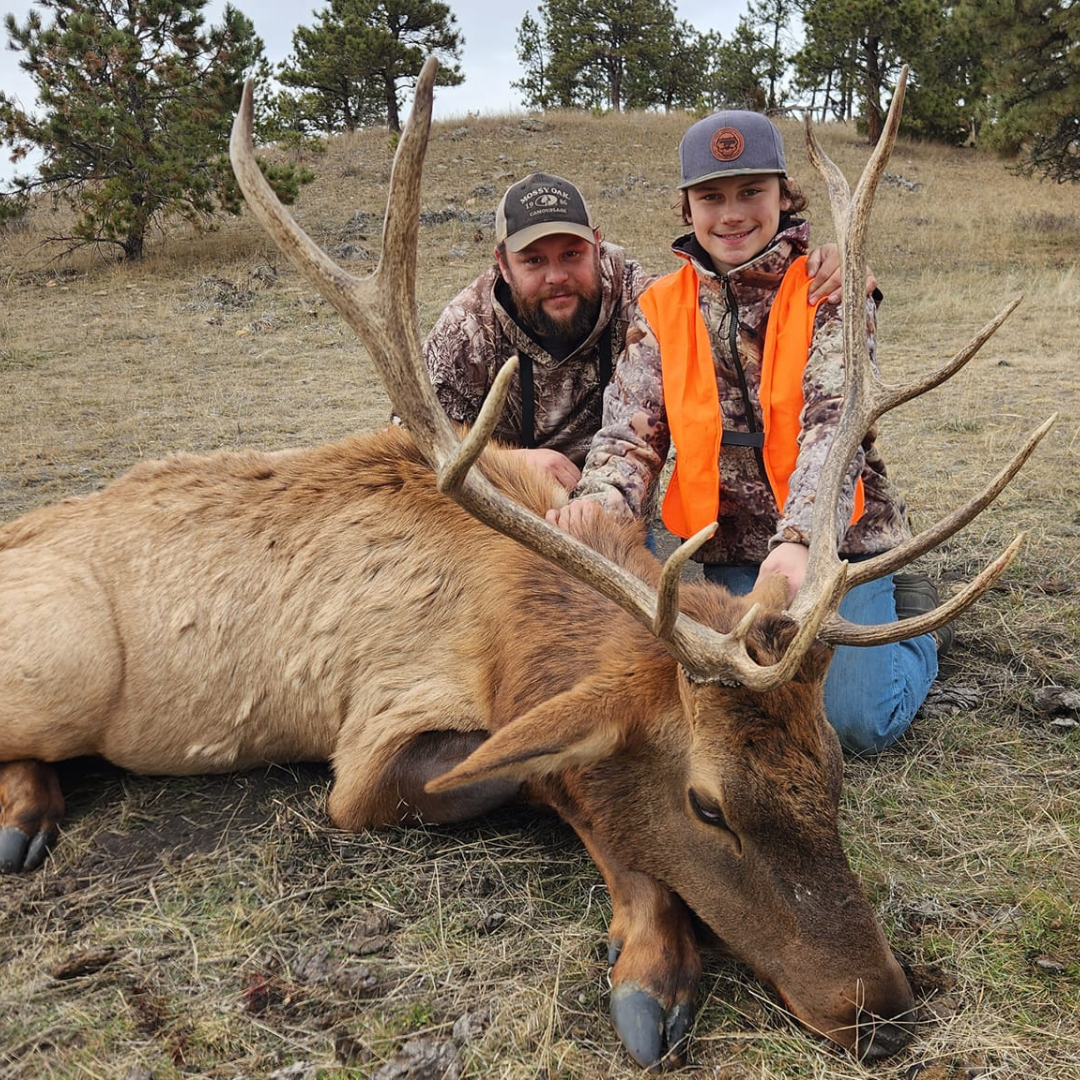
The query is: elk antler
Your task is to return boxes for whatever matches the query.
[230,58,805,689]
[787,66,1055,647]
[229,59,1050,689]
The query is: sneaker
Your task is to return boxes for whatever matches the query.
[893,572,954,655]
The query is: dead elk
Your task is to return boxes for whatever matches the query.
[0,61,1052,1072]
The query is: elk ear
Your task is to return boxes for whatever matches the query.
[745,571,790,613]
[425,678,623,793]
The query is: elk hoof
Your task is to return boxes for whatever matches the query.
[0,825,53,873]
[611,985,664,1070]
[610,984,693,1071]
[664,998,694,1064]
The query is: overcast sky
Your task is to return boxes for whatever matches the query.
[0,0,743,181]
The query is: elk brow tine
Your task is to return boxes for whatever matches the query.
[653,523,717,640]
[438,357,520,495]
[844,414,1056,589]
[822,532,1026,647]
[680,562,849,690]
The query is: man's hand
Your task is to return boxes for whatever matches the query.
[755,542,809,604]
[516,448,582,490]
[806,243,879,306]
[545,498,607,536]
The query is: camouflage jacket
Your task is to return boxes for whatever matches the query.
[574,219,911,565]
[422,242,654,467]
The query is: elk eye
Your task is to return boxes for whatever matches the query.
[689,788,729,830]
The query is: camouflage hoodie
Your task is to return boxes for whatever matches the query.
[573,219,911,565]
[423,241,654,467]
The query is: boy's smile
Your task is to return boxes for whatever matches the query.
[686,174,791,274]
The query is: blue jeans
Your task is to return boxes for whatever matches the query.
[703,562,938,755]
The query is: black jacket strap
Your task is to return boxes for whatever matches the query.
[517,351,536,449]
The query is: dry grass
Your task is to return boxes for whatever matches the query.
[1,108,1078,1079]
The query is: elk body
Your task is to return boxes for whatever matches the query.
[0,59,1051,1071]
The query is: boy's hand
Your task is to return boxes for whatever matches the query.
[806,244,879,306]
[755,542,810,604]
[546,498,606,536]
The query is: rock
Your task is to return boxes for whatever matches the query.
[372,1035,462,1080]
[1033,685,1080,718]
[452,1006,490,1043]
[49,945,117,980]
[917,682,981,717]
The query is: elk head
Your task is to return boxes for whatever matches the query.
[230,59,1052,1064]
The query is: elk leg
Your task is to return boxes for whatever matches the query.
[605,871,700,1071]
[569,828,701,1070]
[329,728,521,831]
[0,759,64,873]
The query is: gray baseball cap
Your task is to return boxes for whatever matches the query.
[495,172,596,252]
[678,110,787,189]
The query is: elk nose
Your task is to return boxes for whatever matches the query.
[854,1013,915,1061]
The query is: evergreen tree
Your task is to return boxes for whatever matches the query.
[512,12,549,110]
[642,18,713,111]
[744,0,797,112]
[795,0,942,142]
[0,0,302,259]
[278,0,464,134]
[517,0,705,112]
[900,9,990,146]
[702,21,772,112]
[967,0,1080,182]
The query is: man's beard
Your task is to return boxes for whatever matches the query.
[507,264,603,344]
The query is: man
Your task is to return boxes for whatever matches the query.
[423,171,846,490]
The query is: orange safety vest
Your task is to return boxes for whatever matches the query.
[638,257,865,539]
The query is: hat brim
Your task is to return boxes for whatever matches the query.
[678,167,786,190]
[503,221,597,252]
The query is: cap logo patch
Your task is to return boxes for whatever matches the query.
[710,127,745,162]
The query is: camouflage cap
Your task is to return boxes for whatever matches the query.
[495,172,596,252]
[678,110,787,189]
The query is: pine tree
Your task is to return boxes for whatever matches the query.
[0,0,300,260]
[512,12,549,110]
[967,0,1080,182]
[703,21,772,112]
[518,0,705,112]
[278,0,464,134]
[795,0,942,142]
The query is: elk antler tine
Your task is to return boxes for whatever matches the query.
[845,414,1056,588]
[848,66,908,259]
[804,116,850,233]
[378,56,437,320]
[438,357,520,496]
[230,82,374,327]
[877,296,1024,416]
[653,524,717,639]
[824,532,1026,648]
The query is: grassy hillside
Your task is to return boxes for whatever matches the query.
[1,106,1078,1079]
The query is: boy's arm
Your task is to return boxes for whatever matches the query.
[560,312,671,524]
